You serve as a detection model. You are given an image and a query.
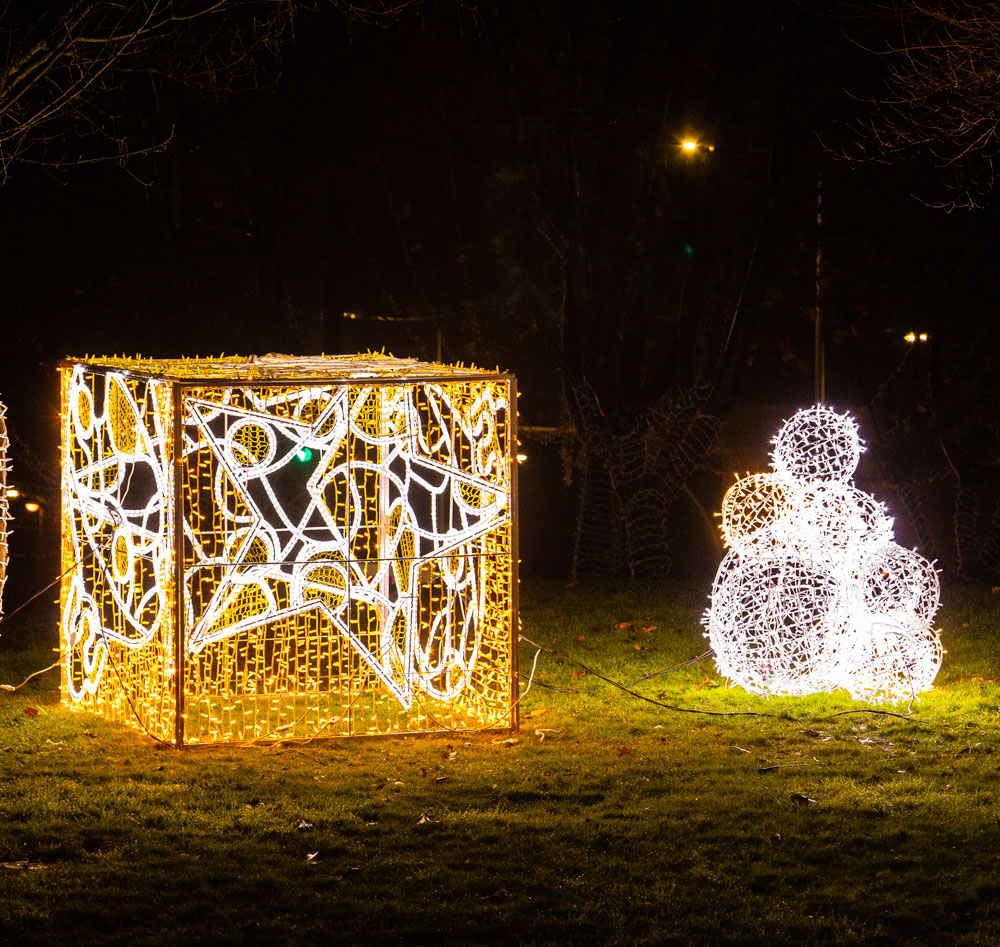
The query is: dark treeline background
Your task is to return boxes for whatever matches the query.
[1,0,998,596]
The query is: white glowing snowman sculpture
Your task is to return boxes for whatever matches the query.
[703,405,943,702]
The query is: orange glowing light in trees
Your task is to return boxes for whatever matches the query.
[680,139,714,154]
[59,353,518,745]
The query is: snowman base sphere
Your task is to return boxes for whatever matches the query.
[708,551,844,697]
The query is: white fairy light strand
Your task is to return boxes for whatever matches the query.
[704,404,943,702]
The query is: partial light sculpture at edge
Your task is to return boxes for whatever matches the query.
[0,398,8,624]
[59,354,518,744]
[703,405,943,702]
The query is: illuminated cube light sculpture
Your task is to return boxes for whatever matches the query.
[703,405,943,702]
[59,354,518,744]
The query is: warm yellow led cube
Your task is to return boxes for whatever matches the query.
[59,354,518,745]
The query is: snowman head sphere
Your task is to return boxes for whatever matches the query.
[771,405,863,486]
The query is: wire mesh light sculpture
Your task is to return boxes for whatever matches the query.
[704,405,943,702]
[0,398,8,624]
[59,354,518,744]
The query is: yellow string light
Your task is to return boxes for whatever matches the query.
[60,355,517,744]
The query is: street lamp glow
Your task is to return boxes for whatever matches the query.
[682,140,698,152]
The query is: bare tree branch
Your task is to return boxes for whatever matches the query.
[0,0,417,183]
[842,0,1000,210]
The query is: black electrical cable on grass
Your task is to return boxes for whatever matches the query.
[517,634,774,718]
[517,637,936,727]
[627,648,716,688]
[520,674,598,695]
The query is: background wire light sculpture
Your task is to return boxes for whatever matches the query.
[704,404,943,702]
[60,354,517,744]
[0,398,8,624]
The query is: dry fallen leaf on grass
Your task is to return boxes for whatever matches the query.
[417,812,437,824]
[491,737,519,746]
[616,621,634,631]
[305,852,320,863]
[789,792,818,805]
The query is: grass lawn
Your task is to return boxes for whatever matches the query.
[2,578,1000,945]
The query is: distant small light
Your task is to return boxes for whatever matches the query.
[24,501,40,513]
[918,332,929,342]
[516,453,527,464]
[6,487,19,498]
[904,331,917,343]
[682,140,698,152]
[295,447,313,462]
[342,311,358,320]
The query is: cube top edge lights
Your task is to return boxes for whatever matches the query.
[59,353,518,745]
[63,351,510,383]
[704,404,943,703]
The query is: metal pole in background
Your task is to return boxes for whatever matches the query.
[815,167,826,403]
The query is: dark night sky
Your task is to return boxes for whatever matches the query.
[2,0,999,583]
